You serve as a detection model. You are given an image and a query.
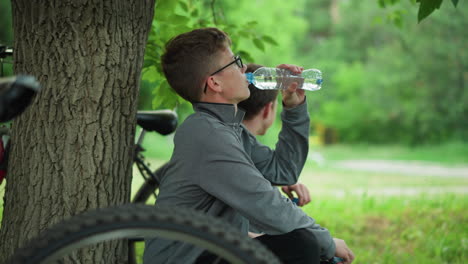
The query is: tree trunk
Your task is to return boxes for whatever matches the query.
[0,0,155,262]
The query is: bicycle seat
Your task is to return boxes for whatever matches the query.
[136,110,178,135]
[0,75,41,123]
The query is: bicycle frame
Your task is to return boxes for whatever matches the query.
[134,130,158,182]
[132,128,161,202]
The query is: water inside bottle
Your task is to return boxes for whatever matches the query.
[301,69,322,91]
[255,75,321,91]
[254,75,280,90]
[247,68,323,91]
[301,77,322,91]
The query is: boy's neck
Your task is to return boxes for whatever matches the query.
[242,116,263,136]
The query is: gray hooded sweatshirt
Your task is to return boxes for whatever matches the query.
[143,102,335,263]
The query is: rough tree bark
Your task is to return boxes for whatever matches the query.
[0,0,155,262]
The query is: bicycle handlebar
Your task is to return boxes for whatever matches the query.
[0,45,13,59]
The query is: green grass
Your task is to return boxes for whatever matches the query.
[301,166,468,193]
[129,157,468,263]
[131,135,468,263]
[305,194,467,264]
[1,138,467,263]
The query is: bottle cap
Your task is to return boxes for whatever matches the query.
[245,73,254,84]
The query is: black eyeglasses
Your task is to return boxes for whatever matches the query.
[204,55,244,93]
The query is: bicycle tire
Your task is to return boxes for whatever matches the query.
[7,204,281,264]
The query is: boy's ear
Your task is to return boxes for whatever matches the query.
[206,76,222,93]
[262,102,273,119]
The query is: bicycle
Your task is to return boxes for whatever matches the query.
[128,109,174,263]
[0,73,41,186]
[131,110,175,205]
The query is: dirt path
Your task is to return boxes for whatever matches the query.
[334,160,468,178]
[327,159,468,196]
[322,186,468,197]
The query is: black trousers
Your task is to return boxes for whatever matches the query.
[195,228,321,264]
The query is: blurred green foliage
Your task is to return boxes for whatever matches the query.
[1,0,465,145]
[140,0,466,145]
[303,0,467,144]
[0,0,13,77]
[378,0,460,22]
[140,0,279,113]
[0,0,12,46]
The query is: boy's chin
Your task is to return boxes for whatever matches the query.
[241,90,251,101]
[241,94,250,101]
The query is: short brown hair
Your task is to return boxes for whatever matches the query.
[238,63,279,120]
[161,28,231,103]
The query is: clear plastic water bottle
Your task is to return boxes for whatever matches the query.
[245,67,323,91]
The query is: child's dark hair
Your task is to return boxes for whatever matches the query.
[161,28,231,103]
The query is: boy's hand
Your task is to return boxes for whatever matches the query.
[276,64,306,108]
[333,238,355,264]
[281,183,311,206]
[248,232,264,238]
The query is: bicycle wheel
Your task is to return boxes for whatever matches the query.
[7,204,281,264]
